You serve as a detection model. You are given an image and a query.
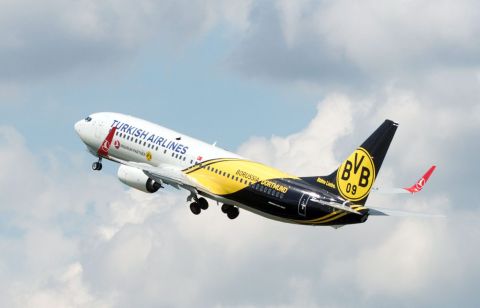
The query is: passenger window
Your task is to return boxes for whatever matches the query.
[164,150,167,154]
[156,146,159,151]
[223,172,226,176]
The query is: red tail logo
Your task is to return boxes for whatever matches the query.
[405,165,436,193]
[97,127,117,157]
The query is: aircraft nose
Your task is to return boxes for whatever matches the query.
[74,120,83,136]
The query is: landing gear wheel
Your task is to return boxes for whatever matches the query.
[198,197,209,210]
[92,161,103,171]
[227,207,239,220]
[221,204,232,214]
[190,202,201,215]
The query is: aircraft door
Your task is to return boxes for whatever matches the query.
[298,193,310,217]
[94,119,105,139]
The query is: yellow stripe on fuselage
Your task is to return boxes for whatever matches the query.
[183,158,298,195]
[297,205,367,225]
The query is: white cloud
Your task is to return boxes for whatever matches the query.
[13,263,111,308]
[1,88,479,307]
[238,93,354,175]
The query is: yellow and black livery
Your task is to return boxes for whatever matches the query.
[184,120,398,226]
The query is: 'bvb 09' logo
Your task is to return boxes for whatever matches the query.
[146,151,152,161]
[336,148,375,201]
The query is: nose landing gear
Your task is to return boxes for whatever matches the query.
[92,158,103,171]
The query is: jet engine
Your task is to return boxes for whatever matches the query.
[117,165,161,193]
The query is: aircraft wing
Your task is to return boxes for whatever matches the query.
[109,157,196,190]
[110,157,220,198]
[372,165,436,194]
[404,165,436,193]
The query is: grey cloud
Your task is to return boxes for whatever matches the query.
[0,0,252,82]
[228,0,480,88]
[229,1,367,87]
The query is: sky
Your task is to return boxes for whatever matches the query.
[0,0,479,307]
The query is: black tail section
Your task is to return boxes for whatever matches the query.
[301,120,398,205]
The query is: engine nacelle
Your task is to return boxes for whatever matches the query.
[117,165,161,193]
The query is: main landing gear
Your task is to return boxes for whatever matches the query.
[92,158,103,171]
[186,193,239,220]
[189,197,209,215]
[221,204,239,220]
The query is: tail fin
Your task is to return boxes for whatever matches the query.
[302,120,398,205]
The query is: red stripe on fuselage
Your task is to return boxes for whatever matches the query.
[97,127,117,157]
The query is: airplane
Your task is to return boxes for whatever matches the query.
[74,112,436,227]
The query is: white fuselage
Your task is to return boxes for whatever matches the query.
[74,112,241,170]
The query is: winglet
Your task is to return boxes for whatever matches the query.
[404,165,436,194]
[97,127,117,157]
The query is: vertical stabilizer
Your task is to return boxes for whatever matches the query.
[301,120,398,205]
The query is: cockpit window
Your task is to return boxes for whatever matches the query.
[85,116,92,122]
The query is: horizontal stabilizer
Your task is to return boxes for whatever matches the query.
[368,206,445,218]
[310,198,363,215]
[371,187,409,194]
